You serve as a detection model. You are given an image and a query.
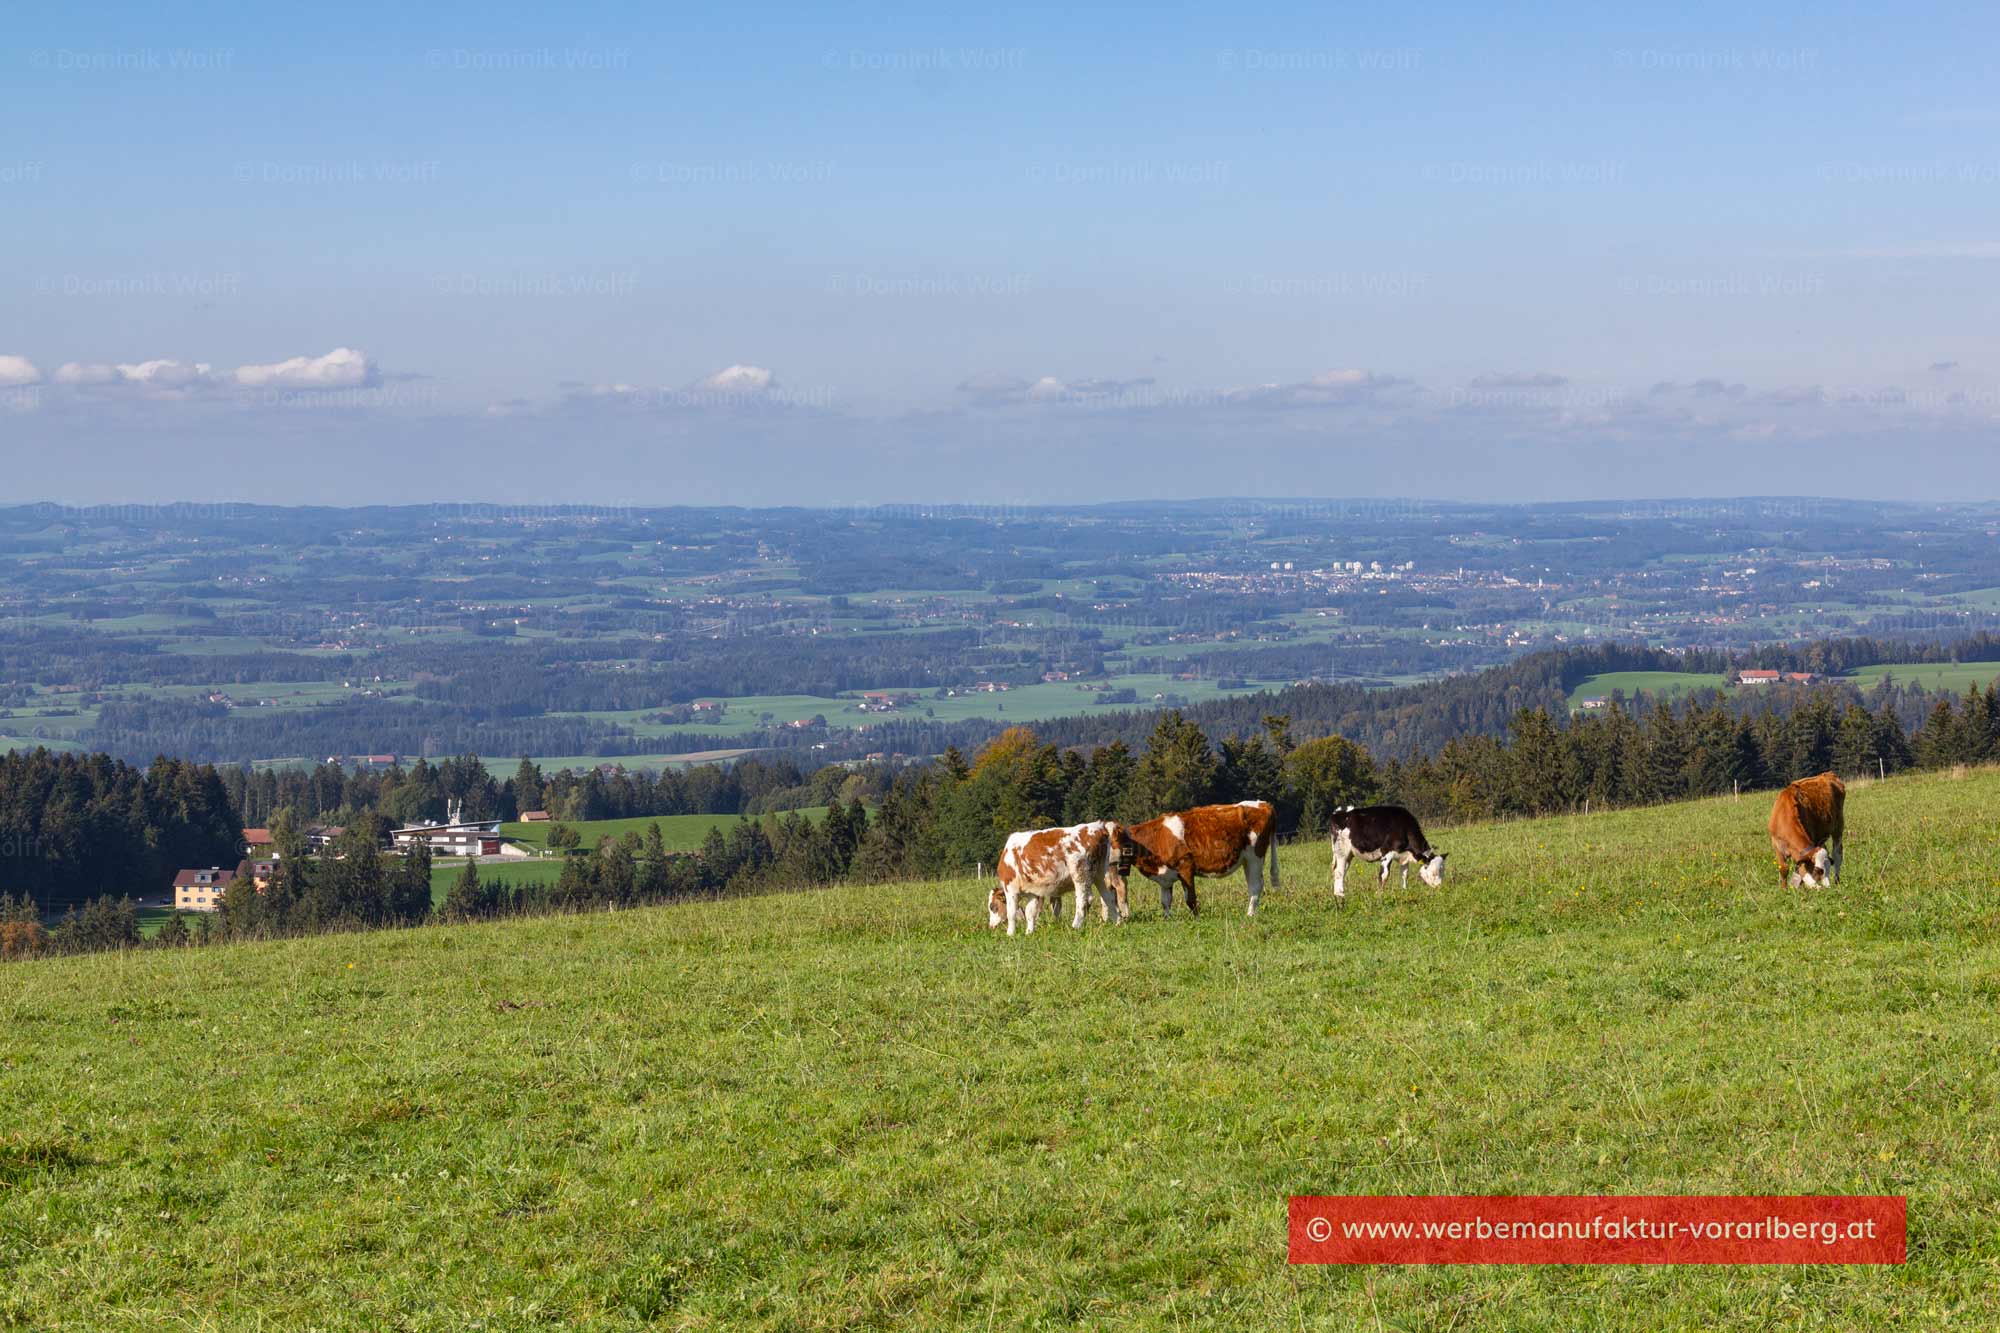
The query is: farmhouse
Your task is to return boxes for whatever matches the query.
[242,827,273,854]
[172,866,235,912]
[1579,696,1608,710]
[1736,669,1818,686]
[520,810,551,822]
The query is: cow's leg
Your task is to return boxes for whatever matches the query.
[1111,876,1130,922]
[1181,863,1199,917]
[1070,868,1089,929]
[1004,885,1020,936]
[1401,854,1411,890]
[1830,837,1843,885]
[1332,845,1348,901]
[1378,857,1391,888]
[1242,847,1263,917]
[1024,894,1041,934]
[1156,871,1177,917]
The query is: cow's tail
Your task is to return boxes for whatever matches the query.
[1267,835,1279,891]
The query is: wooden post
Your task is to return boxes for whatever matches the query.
[1879,758,1885,780]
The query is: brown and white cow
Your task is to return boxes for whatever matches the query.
[1124,799,1279,917]
[988,820,1134,935]
[1770,771,1845,889]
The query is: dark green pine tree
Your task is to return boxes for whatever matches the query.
[442,858,484,921]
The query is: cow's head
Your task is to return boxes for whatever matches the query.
[1102,822,1137,886]
[1789,846,1832,888]
[1419,851,1448,887]
[987,883,1006,928]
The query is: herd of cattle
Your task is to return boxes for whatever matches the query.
[986,771,1849,934]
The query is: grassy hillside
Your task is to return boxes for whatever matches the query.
[6,771,1998,1328]
[1567,669,1729,708]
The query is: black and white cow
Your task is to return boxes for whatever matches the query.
[1328,804,1447,898]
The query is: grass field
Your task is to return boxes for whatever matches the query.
[604,674,1267,741]
[1567,670,1730,709]
[5,770,1998,1327]
[499,808,831,853]
[425,857,566,906]
[1844,661,2000,695]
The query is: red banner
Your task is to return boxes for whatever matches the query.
[1289,1195,1906,1265]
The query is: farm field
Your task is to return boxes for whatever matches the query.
[474,750,763,779]
[613,673,1268,740]
[5,768,1997,1327]
[425,857,565,906]
[1843,661,2000,694]
[1566,669,1730,708]
[499,808,832,854]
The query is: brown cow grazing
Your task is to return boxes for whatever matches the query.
[988,820,1134,935]
[1124,799,1279,918]
[1769,771,1845,889]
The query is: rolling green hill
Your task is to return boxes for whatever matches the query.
[6,771,1997,1327]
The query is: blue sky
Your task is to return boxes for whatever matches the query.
[3,2,1998,504]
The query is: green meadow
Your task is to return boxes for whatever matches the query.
[498,808,831,854]
[1843,662,2000,695]
[1567,670,1730,709]
[5,769,1998,1328]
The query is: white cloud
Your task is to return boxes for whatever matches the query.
[233,347,374,390]
[0,355,43,387]
[1470,371,1568,389]
[955,371,1157,405]
[691,363,775,394]
[122,359,215,388]
[1225,368,1413,407]
[53,359,217,389]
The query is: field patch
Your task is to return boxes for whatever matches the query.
[1566,669,1729,708]
[1844,661,2000,694]
[500,808,831,854]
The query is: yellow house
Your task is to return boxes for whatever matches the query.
[172,866,237,912]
